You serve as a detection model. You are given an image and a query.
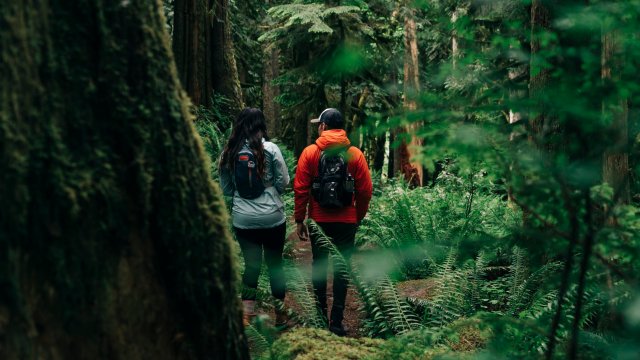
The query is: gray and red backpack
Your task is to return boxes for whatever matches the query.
[234,148,265,199]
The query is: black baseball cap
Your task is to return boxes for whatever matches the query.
[310,108,344,128]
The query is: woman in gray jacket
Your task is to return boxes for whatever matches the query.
[219,108,289,327]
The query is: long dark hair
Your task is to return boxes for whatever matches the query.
[220,108,269,177]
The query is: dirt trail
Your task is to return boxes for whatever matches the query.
[284,233,363,337]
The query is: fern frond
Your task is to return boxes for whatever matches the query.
[260,4,362,41]
[244,324,271,359]
[283,259,326,328]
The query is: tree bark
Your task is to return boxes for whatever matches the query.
[263,43,281,138]
[173,0,213,106]
[0,1,248,359]
[452,8,460,70]
[529,0,557,150]
[400,8,421,187]
[372,131,387,174]
[602,30,630,204]
[212,0,244,113]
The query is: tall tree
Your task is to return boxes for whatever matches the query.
[602,30,630,204]
[394,4,421,186]
[528,0,556,151]
[212,0,244,113]
[263,42,281,136]
[173,0,213,106]
[172,0,244,111]
[0,1,248,359]
[263,0,282,137]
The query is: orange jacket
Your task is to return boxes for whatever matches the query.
[294,129,373,224]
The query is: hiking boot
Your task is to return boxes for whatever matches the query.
[329,305,346,336]
[242,300,256,326]
[329,321,347,337]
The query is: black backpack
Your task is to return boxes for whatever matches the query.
[311,146,355,208]
[234,148,265,199]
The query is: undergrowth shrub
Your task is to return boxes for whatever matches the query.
[357,168,521,280]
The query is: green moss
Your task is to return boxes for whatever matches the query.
[269,325,487,360]
[271,328,385,360]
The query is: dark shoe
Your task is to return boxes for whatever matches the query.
[329,322,347,337]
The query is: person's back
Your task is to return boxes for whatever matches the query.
[218,108,290,328]
[220,139,289,229]
[294,129,372,225]
[294,108,373,336]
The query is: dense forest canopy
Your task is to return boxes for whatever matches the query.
[2,0,639,359]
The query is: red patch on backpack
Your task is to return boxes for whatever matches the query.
[239,155,249,161]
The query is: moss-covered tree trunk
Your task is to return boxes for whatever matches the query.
[0,1,248,359]
[212,0,244,113]
[173,0,213,106]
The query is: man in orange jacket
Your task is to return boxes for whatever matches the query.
[294,108,373,336]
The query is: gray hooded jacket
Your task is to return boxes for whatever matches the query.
[219,140,289,229]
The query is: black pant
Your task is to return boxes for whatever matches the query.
[234,223,286,301]
[310,222,357,324]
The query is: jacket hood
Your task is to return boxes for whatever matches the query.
[315,129,351,150]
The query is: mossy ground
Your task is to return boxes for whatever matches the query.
[269,324,488,360]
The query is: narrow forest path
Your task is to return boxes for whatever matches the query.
[284,233,363,338]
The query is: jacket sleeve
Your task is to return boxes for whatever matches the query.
[294,146,314,223]
[272,144,290,194]
[218,156,235,197]
[353,151,373,222]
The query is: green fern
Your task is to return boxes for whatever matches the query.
[424,248,472,329]
[283,259,326,328]
[506,247,563,316]
[244,323,272,360]
[259,4,363,42]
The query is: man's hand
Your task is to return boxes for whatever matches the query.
[296,222,309,241]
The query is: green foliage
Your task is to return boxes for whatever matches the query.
[193,96,235,179]
[260,4,364,41]
[358,169,521,279]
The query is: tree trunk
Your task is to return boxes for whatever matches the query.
[602,30,630,204]
[212,0,244,113]
[263,44,281,138]
[0,1,248,359]
[350,87,370,148]
[372,131,387,174]
[173,0,213,106]
[452,8,460,69]
[529,0,556,150]
[401,8,421,187]
[388,131,396,179]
